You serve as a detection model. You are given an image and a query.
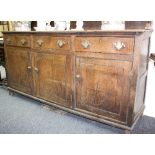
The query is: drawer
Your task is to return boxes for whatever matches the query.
[75,37,134,54]
[5,35,31,47]
[33,36,71,50]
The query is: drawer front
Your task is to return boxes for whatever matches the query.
[33,36,71,50]
[75,37,134,54]
[5,35,31,47]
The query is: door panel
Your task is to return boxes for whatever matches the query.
[75,57,131,122]
[5,47,32,94]
[35,52,72,108]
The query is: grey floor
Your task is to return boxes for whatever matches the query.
[0,86,155,134]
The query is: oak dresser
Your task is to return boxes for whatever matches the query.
[3,30,152,133]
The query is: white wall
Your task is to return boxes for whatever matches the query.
[144,21,155,117]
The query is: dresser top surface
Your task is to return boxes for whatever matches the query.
[2,29,153,35]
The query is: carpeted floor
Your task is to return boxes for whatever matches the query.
[0,86,155,134]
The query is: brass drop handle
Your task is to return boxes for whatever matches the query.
[57,40,65,48]
[76,74,81,82]
[21,39,27,45]
[36,39,44,47]
[6,38,11,44]
[34,67,39,73]
[113,41,126,51]
[81,40,91,49]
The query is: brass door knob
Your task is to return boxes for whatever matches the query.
[34,67,39,73]
[36,39,44,47]
[57,40,65,48]
[81,40,91,49]
[113,41,126,51]
[76,74,81,79]
[76,74,81,82]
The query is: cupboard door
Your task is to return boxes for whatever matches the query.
[35,52,72,108]
[5,47,32,94]
[75,57,131,122]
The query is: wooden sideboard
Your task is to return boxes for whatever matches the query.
[3,30,152,133]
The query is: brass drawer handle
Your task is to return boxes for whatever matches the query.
[21,39,27,45]
[57,40,65,48]
[81,40,91,49]
[6,38,11,44]
[36,39,44,47]
[113,41,126,51]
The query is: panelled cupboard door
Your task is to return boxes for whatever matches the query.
[5,47,32,94]
[75,57,131,122]
[34,52,72,108]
